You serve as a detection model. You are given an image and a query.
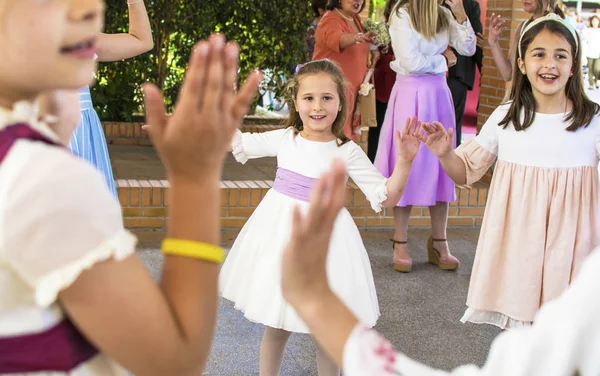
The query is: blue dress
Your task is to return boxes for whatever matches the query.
[69,87,117,197]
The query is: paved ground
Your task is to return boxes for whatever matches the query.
[136,228,500,375]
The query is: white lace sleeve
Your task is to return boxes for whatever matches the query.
[231,128,290,164]
[1,142,137,308]
[346,142,388,213]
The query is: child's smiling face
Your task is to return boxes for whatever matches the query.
[0,0,104,106]
[518,28,574,101]
[294,73,342,136]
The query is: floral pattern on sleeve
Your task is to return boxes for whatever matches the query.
[343,325,404,375]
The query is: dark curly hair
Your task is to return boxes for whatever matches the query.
[326,0,367,14]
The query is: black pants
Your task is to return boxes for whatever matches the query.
[367,99,389,162]
[447,77,469,147]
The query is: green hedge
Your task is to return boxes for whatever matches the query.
[94,0,313,121]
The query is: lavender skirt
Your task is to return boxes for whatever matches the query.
[374,74,456,206]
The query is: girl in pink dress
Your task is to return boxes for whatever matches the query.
[421,14,600,329]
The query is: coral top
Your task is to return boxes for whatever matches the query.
[313,10,370,140]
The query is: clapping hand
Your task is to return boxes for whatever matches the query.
[419,121,454,159]
[395,116,423,162]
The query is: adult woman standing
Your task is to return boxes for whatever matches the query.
[374,0,475,273]
[313,0,377,141]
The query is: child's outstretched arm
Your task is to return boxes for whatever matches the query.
[381,116,422,206]
[57,35,262,376]
[96,0,153,62]
[421,122,467,185]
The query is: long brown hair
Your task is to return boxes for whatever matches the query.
[393,0,450,39]
[501,20,599,131]
[283,59,350,146]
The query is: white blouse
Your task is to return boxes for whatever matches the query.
[389,6,476,76]
[343,248,600,375]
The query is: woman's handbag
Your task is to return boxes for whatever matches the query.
[358,68,377,128]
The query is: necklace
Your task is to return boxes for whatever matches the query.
[335,9,354,21]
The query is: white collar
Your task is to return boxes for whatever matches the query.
[0,101,61,143]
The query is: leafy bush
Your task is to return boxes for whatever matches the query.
[94,0,313,121]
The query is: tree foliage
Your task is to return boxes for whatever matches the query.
[94,0,313,121]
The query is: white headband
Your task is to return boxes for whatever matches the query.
[517,13,579,57]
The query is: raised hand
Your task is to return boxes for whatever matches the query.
[443,49,457,67]
[142,34,262,180]
[488,13,506,46]
[395,116,422,162]
[421,121,454,159]
[281,160,347,307]
[362,31,377,43]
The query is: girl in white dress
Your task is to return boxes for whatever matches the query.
[219,59,422,376]
[421,14,600,329]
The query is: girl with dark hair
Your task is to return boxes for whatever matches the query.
[422,13,600,329]
[488,0,565,84]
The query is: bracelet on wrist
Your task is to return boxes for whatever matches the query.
[161,238,225,264]
[354,32,363,44]
[127,0,143,5]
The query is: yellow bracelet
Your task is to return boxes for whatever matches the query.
[161,238,225,264]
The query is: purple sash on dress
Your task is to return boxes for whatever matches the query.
[0,320,98,373]
[0,123,98,372]
[273,167,316,202]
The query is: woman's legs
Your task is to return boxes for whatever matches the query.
[313,339,340,376]
[392,206,413,267]
[429,201,460,265]
[260,327,292,376]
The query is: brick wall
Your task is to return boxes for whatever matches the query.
[117,179,488,233]
[107,122,488,233]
